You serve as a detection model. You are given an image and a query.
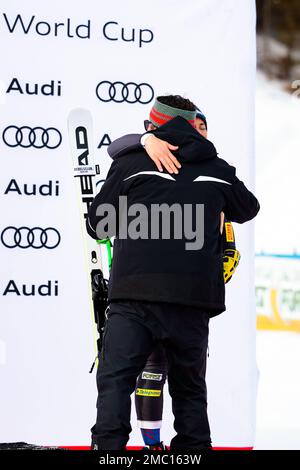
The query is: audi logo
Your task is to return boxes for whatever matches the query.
[2,126,62,149]
[96,81,154,104]
[1,226,61,249]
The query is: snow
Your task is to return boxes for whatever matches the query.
[255,330,300,449]
[255,70,300,449]
[255,71,300,254]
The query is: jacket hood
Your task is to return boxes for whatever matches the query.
[150,116,218,163]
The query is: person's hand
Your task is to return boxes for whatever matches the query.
[220,212,225,234]
[144,134,180,174]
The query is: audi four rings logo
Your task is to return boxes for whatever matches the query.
[2,126,62,149]
[1,227,61,249]
[96,81,154,104]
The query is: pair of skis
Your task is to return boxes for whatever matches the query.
[68,108,112,372]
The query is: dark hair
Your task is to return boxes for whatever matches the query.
[157,94,196,112]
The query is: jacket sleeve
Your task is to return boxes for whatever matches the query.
[86,159,128,239]
[108,133,145,160]
[223,175,260,223]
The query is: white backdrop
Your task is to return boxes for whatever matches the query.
[0,0,257,448]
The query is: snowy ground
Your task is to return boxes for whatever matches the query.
[255,330,300,449]
[255,71,300,254]
[254,70,300,449]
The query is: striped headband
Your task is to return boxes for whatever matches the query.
[149,98,196,128]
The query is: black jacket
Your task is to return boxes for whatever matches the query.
[107,131,238,252]
[107,133,144,160]
[87,117,259,316]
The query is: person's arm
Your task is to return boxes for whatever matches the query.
[107,134,144,160]
[219,211,225,234]
[108,133,180,174]
[86,159,128,240]
[222,173,260,223]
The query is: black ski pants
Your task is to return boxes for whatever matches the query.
[91,299,211,450]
